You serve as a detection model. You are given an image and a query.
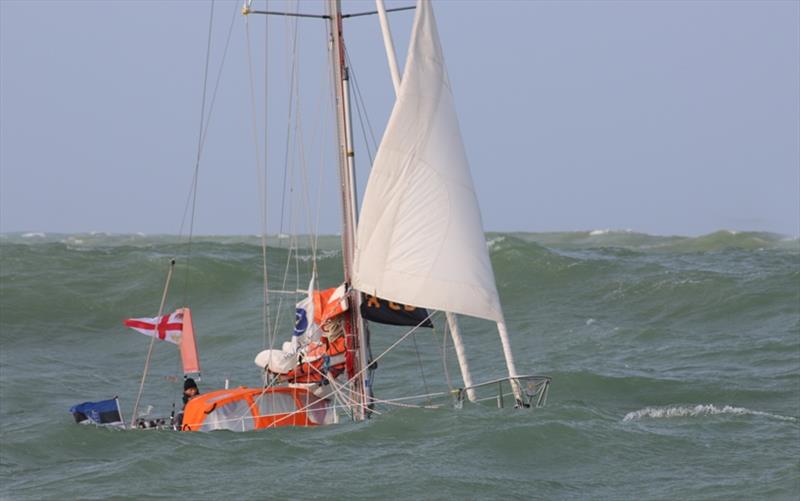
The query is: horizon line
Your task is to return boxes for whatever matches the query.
[1,228,798,240]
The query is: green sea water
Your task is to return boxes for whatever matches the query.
[1,230,798,499]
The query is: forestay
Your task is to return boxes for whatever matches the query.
[353,0,503,323]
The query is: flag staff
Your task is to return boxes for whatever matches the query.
[130,259,176,429]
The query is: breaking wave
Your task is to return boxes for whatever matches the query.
[485,235,506,251]
[623,404,797,422]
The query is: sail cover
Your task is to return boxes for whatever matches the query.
[352,0,504,323]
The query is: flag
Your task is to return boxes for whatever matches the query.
[177,308,201,374]
[124,309,185,345]
[291,277,319,352]
[360,294,433,328]
[70,397,124,426]
[314,283,349,325]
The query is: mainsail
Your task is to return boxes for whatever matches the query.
[353,0,504,324]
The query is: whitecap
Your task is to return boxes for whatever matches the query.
[486,236,506,250]
[623,404,796,423]
[295,249,341,262]
[589,228,635,236]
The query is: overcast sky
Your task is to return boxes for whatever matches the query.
[1,0,798,237]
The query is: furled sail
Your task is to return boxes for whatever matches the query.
[352,0,503,323]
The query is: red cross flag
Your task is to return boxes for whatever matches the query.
[124,309,185,345]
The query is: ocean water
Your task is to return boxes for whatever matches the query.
[1,230,798,499]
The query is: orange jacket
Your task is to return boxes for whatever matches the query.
[284,336,346,384]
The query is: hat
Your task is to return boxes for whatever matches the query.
[184,378,198,391]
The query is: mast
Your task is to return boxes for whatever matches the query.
[327,0,371,421]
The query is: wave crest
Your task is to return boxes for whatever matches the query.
[623,404,797,422]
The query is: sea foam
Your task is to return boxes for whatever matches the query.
[486,235,506,251]
[623,404,797,422]
[589,228,634,236]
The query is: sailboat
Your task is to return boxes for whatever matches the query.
[124,0,550,432]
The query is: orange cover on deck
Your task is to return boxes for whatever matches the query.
[181,387,321,431]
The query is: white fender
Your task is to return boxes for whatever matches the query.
[254,349,298,374]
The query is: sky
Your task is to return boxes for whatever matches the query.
[1,0,798,237]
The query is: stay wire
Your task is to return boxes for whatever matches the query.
[292,31,329,273]
[270,5,302,345]
[156,0,221,407]
[345,49,380,157]
[178,0,215,307]
[177,0,238,240]
[411,330,432,405]
[245,15,274,352]
[437,320,454,392]
[259,1,273,351]
[277,2,301,243]
[177,0,239,304]
[164,1,239,411]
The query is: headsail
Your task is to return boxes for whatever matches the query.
[353,0,503,323]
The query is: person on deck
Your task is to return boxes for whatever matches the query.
[182,378,200,407]
[173,378,201,430]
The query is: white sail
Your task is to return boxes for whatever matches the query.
[352,0,503,323]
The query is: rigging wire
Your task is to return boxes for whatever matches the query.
[166,0,235,412]
[410,331,432,405]
[271,3,331,346]
[345,50,381,162]
[312,21,331,260]
[293,48,329,272]
[286,7,330,304]
[269,2,302,346]
[347,69,374,166]
[438,322,454,392]
[178,0,239,304]
[259,1,273,352]
[245,14,275,353]
[178,0,214,301]
[277,2,301,244]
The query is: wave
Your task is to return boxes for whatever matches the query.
[622,404,797,422]
[588,228,636,236]
[651,230,796,253]
[494,230,798,253]
[2,230,797,253]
